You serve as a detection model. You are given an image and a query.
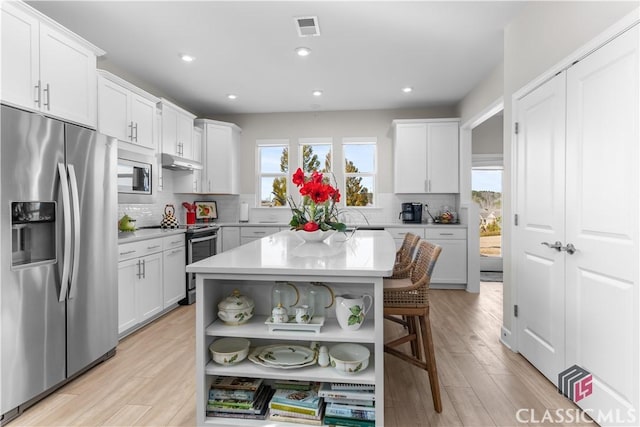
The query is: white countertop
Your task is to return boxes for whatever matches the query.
[186,229,395,277]
[117,227,185,243]
[217,222,466,229]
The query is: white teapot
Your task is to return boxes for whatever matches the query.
[335,294,372,331]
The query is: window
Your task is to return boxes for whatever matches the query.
[257,140,289,207]
[299,137,332,174]
[343,138,376,207]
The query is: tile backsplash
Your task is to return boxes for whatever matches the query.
[119,170,460,227]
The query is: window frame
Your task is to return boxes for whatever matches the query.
[342,137,377,208]
[256,139,290,208]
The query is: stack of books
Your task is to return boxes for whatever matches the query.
[206,376,273,421]
[319,382,376,427]
[268,380,325,425]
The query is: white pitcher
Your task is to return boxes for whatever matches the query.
[335,294,372,331]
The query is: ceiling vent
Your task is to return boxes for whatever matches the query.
[294,16,320,37]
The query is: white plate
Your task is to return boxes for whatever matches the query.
[258,345,316,366]
[248,346,317,370]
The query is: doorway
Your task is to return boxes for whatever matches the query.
[471,112,504,275]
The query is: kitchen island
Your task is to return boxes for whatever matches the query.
[187,229,395,426]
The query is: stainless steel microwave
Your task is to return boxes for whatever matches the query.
[117,149,157,203]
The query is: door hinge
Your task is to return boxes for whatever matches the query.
[514,122,519,135]
[514,214,519,226]
[514,305,519,317]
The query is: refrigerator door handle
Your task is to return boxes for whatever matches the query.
[58,163,71,302]
[67,164,81,300]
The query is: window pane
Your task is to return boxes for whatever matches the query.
[260,146,288,173]
[301,144,331,172]
[260,176,287,207]
[345,175,374,206]
[344,144,375,173]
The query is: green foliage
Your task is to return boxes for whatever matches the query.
[345,159,371,207]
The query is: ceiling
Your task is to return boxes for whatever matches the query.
[27,1,524,117]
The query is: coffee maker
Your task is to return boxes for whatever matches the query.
[400,202,423,223]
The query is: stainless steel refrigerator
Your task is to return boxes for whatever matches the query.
[1,105,118,423]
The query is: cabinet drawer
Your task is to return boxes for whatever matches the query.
[385,227,426,240]
[118,237,164,262]
[425,228,466,240]
[163,234,185,250]
[240,226,279,238]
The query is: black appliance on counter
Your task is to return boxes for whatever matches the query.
[400,202,423,223]
[181,223,219,305]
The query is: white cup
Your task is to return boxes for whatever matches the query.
[295,305,313,324]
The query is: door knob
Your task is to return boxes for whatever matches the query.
[562,243,577,255]
[541,241,563,251]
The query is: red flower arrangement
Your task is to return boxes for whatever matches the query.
[288,168,347,233]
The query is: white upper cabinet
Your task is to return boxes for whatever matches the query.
[195,119,242,194]
[1,1,103,127]
[159,98,196,160]
[393,119,460,193]
[97,70,158,151]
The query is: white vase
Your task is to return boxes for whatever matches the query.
[335,294,373,331]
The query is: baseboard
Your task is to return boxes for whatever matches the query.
[500,326,514,351]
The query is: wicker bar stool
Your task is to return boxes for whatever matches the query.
[392,232,421,276]
[383,240,443,413]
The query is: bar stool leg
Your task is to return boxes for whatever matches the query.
[420,310,442,413]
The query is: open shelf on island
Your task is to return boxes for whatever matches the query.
[206,315,375,343]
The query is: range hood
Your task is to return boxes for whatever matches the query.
[161,153,203,171]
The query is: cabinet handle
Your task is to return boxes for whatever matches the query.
[439,233,454,236]
[34,80,41,108]
[170,248,182,255]
[170,240,183,245]
[136,260,142,279]
[133,123,138,142]
[119,249,136,256]
[142,259,146,278]
[43,83,51,110]
[128,121,133,140]
[147,244,161,250]
[254,231,266,235]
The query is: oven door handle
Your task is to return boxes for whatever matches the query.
[189,235,217,244]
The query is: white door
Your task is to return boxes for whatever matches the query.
[565,25,639,422]
[97,77,130,141]
[130,94,156,150]
[163,246,186,307]
[514,71,567,382]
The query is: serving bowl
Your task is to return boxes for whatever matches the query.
[329,343,370,374]
[217,289,255,325]
[209,337,250,365]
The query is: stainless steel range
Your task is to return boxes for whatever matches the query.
[181,223,219,305]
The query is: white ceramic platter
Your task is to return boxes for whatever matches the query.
[258,345,316,366]
[248,346,317,369]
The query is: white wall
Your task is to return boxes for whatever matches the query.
[472,114,503,156]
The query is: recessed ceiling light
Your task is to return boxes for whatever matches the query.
[402,86,413,93]
[180,54,195,62]
[227,94,237,100]
[312,90,323,97]
[295,47,312,57]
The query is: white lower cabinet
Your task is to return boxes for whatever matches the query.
[221,226,240,252]
[425,228,467,285]
[386,227,425,249]
[386,226,467,287]
[117,233,186,337]
[163,235,186,307]
[117,248,163,335]
[240,226,281,245]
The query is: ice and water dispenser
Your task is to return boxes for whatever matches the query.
[11,202,56,267]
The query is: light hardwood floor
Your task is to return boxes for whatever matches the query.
[7,283,587,427]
